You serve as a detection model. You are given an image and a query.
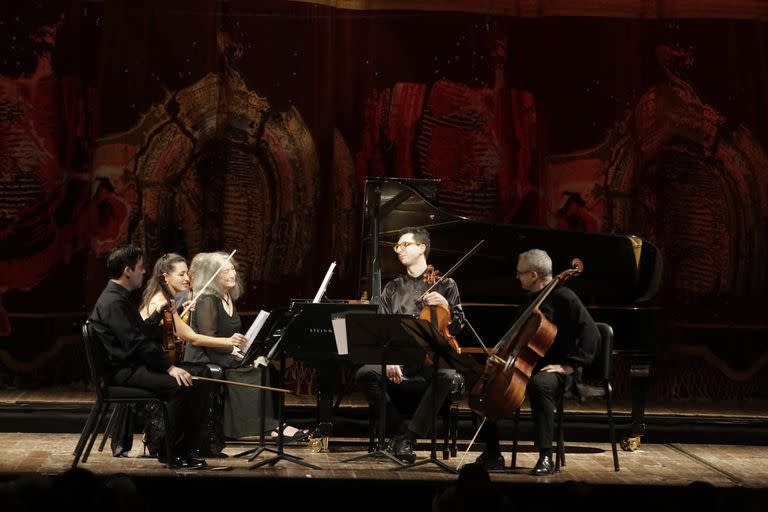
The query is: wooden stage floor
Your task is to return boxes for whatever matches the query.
[1,389,768,510]
[3,434,768,510]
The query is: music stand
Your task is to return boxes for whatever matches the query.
[284,300,377,442]
[392,316,468,474]
[335,312,429,467]
[248,310,321,470]
[231,309,289,461]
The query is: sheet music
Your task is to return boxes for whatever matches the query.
[331,314,348,355]
[312,261,337,303]
[243,310,270,354]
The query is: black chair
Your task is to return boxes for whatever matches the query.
[511,321,620,472]
[72,321,173,468]
[368,372,465,459]
[94,362,224,456]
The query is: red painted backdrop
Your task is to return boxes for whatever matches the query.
[1,1,767,400]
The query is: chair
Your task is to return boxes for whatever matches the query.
[94,362,224,456]
[511,321,620,472]
[368,372,465,459]
[72,321,173,468]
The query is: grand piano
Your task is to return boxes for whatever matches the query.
[359,177,663,449]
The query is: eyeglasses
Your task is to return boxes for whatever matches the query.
[393,241,422,252]
[515,269,534,277]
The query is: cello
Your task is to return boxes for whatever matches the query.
[468,258,584,421]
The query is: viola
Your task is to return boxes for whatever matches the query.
[468,259,583,420]
[419,265,461,354]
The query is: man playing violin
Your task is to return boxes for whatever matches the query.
[475,248,599,475]
[355,227,465,463]
[88,245,208,469]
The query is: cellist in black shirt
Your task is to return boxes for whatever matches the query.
[88,245,209,469]
[474,249,598,475]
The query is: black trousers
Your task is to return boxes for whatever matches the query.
[355,363,455,438]
[482,371,566,454]
[110,363,213,457]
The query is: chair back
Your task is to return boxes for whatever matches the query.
[81,321,109,399]
[588,322,614,381]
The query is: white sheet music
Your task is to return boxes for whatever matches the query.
[331,315,348,355]
[312,261,337,303]
[243,310,270,354]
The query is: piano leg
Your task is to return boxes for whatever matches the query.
[621,355,653,451]
[309,362,336,452]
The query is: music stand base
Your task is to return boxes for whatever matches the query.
[233,445,281,461]
[394,456,457,473]
[342,449,406,466]
[249,453,321,470]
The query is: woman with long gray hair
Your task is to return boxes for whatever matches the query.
[184,251,307,442]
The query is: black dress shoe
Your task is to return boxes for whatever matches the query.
[530,455,554,476]
[388,435,416,464]
[189,449,229,459]
[396,438,416,464]
[475,450,505,471]
[159,455,208,469]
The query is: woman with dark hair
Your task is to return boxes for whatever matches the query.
[139,252,247,457]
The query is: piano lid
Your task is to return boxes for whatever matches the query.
[360,177,662,305]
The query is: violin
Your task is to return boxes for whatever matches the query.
[159,275,183,364]
[468,259,584,420]
[419,265,461,354]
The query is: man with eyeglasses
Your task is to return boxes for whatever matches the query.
[355,226,465,463]
[474,248,598,475]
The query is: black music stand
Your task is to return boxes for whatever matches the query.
[232,362,279,461]
[284,301,377,440]
[336,312,430,467]
[392,316,466,474]
[248,310,321,470]
[232,309,288,461]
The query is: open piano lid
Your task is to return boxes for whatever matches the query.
[359,177,663,306]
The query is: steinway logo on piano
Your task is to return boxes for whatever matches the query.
[309,328,333,335]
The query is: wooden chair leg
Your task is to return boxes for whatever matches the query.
[555,393,565,472]
[450,404,458,457]
[98,404,121,452]
[82,403,108,463]
[511,408,520,469]
[72,401,102,467]
[442,409,450,460]
[368,407,376,452]
[606,384,620,471]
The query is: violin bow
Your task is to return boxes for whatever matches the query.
[191,375,294,394]
[457,417,487,469]
[179,249,236,319]
[421,239,485,297]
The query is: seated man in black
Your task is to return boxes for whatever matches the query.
[88,245,209,469]
[475,248,598,475]
[355,227,465,463]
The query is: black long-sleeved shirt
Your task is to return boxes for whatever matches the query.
[518,285,598,372]
[379,271,465,336]
[88,280,169,373]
